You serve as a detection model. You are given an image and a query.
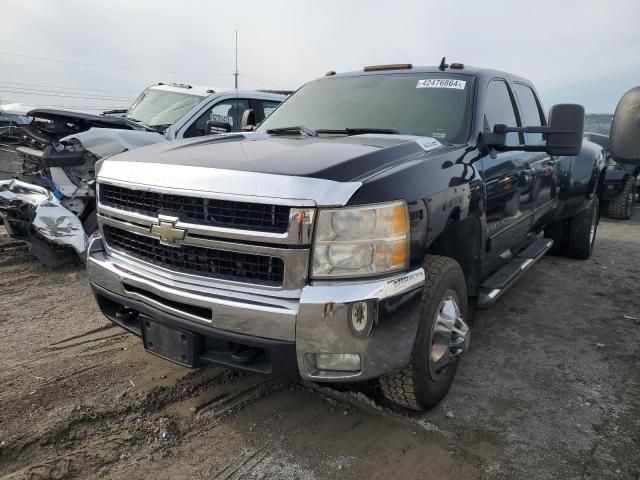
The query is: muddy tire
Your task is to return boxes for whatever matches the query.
[567,195,599,259]
[606,176,635,220]
[379,256,469,411]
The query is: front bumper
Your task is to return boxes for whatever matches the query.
[87,234,425,382]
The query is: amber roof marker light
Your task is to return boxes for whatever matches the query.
[439,57,465,71]
[363,64,413,72]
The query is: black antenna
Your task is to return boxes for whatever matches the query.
[439,57,448,71]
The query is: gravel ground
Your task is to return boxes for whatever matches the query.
[0,210,638,480]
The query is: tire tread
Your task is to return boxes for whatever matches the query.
[567,194,599,259]
[606,176,635,220]
[379,255,466,410]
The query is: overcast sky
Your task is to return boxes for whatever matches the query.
[1,0,638,113]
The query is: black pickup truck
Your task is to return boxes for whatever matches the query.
[86,62,606,410]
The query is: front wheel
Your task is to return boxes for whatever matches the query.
[379,256,469,411]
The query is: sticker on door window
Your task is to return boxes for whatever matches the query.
[211,114,233,125]
[416,79,466,89]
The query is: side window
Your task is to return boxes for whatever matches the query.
[261,100,280,119]
[183,98,251,138]
[514,83,544,144]
[485,80,521,146]
[251,99,282,124]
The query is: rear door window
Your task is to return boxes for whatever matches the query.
[513,83,545,144]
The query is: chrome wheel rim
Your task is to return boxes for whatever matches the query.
[428,290,469,381]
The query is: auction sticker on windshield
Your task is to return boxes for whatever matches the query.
[416,79,466,89]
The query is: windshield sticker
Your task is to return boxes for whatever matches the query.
[416,79,466,90]
[415,137,442,151]
[358,134,442,152]
[432,129,447,139]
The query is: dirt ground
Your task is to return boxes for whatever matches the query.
[0,211,638,480]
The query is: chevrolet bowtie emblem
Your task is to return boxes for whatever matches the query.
[150,220,187,243]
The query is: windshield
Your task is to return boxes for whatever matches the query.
[126,88,203,129]
[257,73,473,143]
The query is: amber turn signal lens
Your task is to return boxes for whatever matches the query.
[391,204,407,235]
[391,240,407,268]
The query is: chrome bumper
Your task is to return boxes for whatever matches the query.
[87,233,425,382]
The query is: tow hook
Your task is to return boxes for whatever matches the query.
[115,307,139,323]
[230,345,261,364]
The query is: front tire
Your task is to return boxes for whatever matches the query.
[380,256,469,411]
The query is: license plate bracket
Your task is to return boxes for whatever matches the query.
[141,316,196,367]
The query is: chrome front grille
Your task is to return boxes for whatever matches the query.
[103,225,285,286]
[100,183,290,233]
[96,180,314,292]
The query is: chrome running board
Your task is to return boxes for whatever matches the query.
[477,238,554,309]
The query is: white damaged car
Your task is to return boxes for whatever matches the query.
[0,83,287,266]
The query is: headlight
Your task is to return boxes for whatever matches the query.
[312,200,409,278]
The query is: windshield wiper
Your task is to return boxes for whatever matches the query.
[266,126,318,137]
[149,123,171,133]
[123,117,164,133]
[315,128,400,135]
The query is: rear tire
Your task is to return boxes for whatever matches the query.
[606,176,635,220]
[567,194,599,259]
[379,256,469,411]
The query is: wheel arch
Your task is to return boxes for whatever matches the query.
[555,140,606,221]
[425,212,483,297]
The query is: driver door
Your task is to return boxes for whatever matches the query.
[478,79,533,267]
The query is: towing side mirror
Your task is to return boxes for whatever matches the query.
[545,104,585,156]
[483,104,585,156]
[206,119,232,135]
[609,86,640,165]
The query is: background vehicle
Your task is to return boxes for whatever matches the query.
[0,83,287,267]
[85,63,605,411]
[585,112,640,219]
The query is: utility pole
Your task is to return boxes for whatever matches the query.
[234,30,238,90]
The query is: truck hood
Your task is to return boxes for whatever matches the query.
[62,128,166,159]
[103,132,445,182]
[97,133,450,206]
[27,108,142,130]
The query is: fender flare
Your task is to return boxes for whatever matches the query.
[554,140,606,221]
